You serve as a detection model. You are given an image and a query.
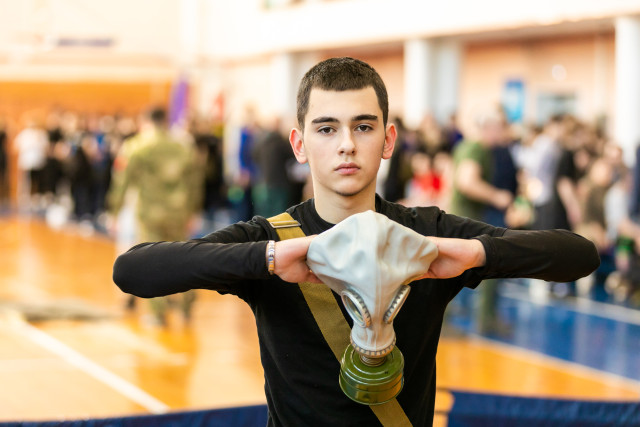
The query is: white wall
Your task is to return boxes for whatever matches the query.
[201,0,640,60]
[0,0,183,81]
[459,34,616,136]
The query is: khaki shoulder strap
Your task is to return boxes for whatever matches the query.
[267,212,412,427]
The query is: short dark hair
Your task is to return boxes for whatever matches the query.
[148,107,167,125]
[296,57,389,130]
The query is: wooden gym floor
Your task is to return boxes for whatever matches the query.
[1,216,638,424]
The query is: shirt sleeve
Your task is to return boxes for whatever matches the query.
[474,228,600,282]
[433,210,600,286]
[112,218,273,298]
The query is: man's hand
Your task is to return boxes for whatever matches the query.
[492,189,514,211]
[272,236,322,284]
[419,237,486,279]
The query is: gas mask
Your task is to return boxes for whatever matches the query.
[307,211,438,405]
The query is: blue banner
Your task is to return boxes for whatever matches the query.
[448,390,640,426]
[502,79,525,123]
[1,405,268,427]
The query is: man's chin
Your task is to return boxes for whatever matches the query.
[334,184,369,198]
[335,190,361,197]
[320,178,375,199]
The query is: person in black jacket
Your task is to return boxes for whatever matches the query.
[113,57,599,427]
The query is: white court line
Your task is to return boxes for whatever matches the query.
[468,334,640,394]
[15,321,170,414]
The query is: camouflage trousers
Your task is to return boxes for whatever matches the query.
[138,220,196,326]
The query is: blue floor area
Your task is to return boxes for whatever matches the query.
[446,281,640,382]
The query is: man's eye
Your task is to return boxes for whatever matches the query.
[356,124,373,132]
[318,127,334,134]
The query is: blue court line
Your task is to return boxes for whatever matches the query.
[447,281,640,382]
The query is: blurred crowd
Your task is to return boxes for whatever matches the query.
[385,109,637,311]
[3,109,226,232]
[2,102,640,314]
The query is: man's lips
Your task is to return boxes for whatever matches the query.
[335,163,360,174]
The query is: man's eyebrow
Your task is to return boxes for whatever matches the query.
[352,114,378,122]
[310,114,379,125]
[311,116,339,125]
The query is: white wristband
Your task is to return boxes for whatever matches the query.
[266,240,276,275]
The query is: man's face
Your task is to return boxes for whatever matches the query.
[290,87,395,200]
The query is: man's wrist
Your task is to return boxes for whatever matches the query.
[470,236,487,268]
[471,236,489,269]
[474,239,487,267]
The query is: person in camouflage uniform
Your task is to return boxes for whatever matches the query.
[108,107,203,326]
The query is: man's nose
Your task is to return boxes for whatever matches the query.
[338,130,356,155]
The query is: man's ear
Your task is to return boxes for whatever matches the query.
[382,122,397,160]
[289,128,308,164]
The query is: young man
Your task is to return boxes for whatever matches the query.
[113,57,599,426]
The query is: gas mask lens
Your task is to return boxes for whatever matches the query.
[383,285,411,324]
[341,289,371,327]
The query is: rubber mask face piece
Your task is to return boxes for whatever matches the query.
[340,284,411,356]
[307,211,438,357]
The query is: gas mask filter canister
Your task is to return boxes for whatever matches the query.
[307,211,438,405]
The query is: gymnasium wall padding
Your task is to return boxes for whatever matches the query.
[447,390,640,427]
[0,404,268,427]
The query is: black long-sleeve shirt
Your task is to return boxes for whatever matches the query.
[113,196,599,427]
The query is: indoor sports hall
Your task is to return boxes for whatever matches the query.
[1,1,639,426]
